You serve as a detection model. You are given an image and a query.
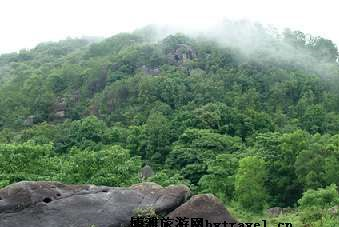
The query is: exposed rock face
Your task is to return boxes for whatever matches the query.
[266,207,292,217]
[54,98,66,112]
[23,115,35,126]
[54,110,65,119]
[167,194,238,227]
[328,205,339,215]
[168,44,196,65]
[0,181,190,227]
[0,182,239,227]
[50,98,67,121]
[141,65,160,75]
[138,164,155,181]
[0,181,93,213]
[267,207,283,216]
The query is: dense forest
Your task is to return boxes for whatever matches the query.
[1,22,339,226]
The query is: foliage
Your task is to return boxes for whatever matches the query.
[298,184,339,224]
[298,184,339,210]
[0,142,59,184]
[235,156,267,212]
[133,207,158,220]
[198,153,238,203]
[148,169,190,187]
[62,145,141,186]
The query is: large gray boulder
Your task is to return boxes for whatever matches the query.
[0,181,190,227]
[167,194,239,227]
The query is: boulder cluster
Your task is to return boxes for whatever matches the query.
[0,181,238,227]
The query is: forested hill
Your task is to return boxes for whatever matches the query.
[1,24,339,222]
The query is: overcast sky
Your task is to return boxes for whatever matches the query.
[0,0,338,54]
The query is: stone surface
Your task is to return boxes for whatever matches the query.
[23,115,35,126]
[138,165,155,181]
[266,207,292,217]
[54,111,65,118]
[0,181,190,227]
[167,194,238,227]
[267,207,283,217]
[167,44,196,65]
[141,65,160,75]
[328,205,339,215]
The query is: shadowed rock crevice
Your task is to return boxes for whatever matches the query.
[42,197,52,203]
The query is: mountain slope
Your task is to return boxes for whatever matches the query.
[0,25,339,219]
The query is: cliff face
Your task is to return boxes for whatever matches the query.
[0,181,238,227]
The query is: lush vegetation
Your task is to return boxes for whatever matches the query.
[1,24,339,226]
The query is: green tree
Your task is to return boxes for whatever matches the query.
[235,156,267,212]
[55,116,108,152]
[62,145,141,186]
[0,142,60,184]
[295,134,339,190]
[144,112,171,164]
[148,169,190,187]
[198,153,238,202]
[167,128,242,184]
[251,130,307,206]
[298,184,339,224]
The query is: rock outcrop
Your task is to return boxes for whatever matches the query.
[167,194,238,227]
[168,44,196,65]
[138,164,155,181]
[328,205,339,215]
[141,65,161,75]
[266,207,293,217]
[23,115,35,126]
[0,181,189,227]
[0,181,238,227]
